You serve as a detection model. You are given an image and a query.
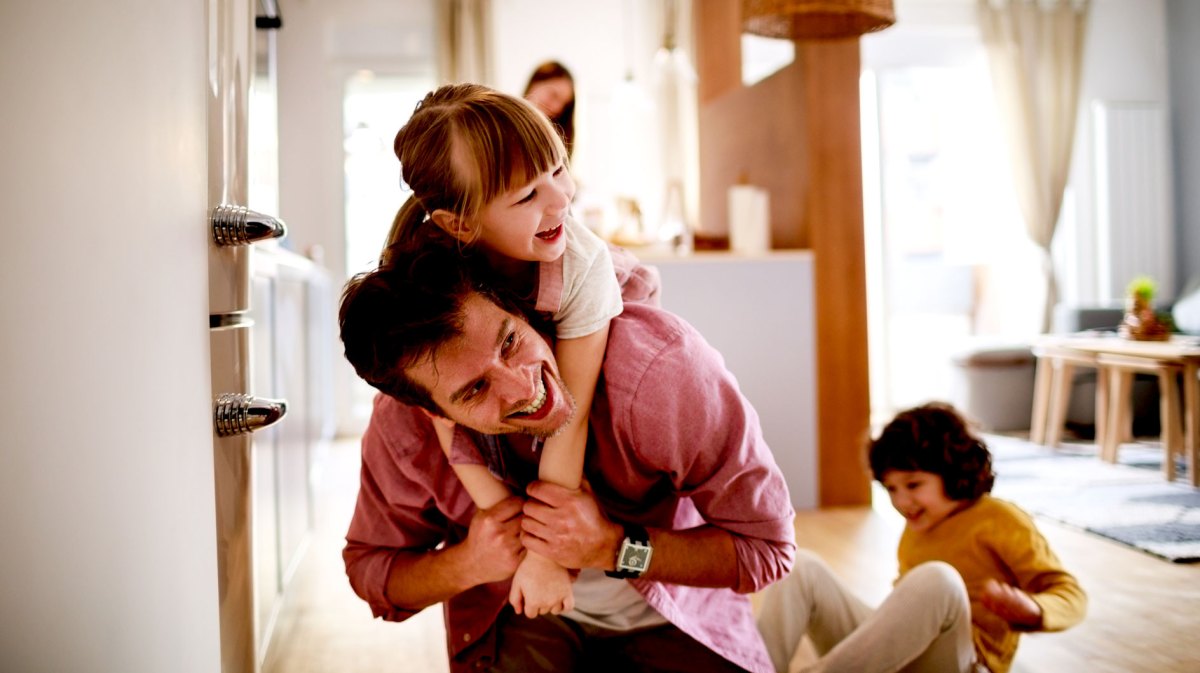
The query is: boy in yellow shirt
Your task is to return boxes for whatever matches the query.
[758,402,1086,673]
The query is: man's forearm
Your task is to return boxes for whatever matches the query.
[385,543,488,611]
[522,482,743,589]
[605,524,739,588]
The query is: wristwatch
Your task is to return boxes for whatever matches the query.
[605,522,652,579]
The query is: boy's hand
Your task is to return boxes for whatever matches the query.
[981,578,1043,628]
[508,553,575,617]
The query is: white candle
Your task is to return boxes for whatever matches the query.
[728,184,770,255]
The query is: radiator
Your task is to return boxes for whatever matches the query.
[1092,101,1175,301]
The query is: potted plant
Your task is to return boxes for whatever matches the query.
[1119,275,1171,341]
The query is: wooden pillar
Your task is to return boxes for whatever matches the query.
[798,40,871,506]
[694,2,872,507]
[694,0,741,104]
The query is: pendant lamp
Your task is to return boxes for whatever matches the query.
[742,0,896,40]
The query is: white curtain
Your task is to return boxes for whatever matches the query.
[435,0,493,85]
[652,0,699,243]
[977,0,1090,332]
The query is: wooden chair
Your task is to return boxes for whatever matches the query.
[1030,345,1107,449]
[1096,353,1183,482]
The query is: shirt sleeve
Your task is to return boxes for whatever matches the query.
[552,220,623,339]
[627,330,797,593]
[991,506,1088,632]
[609,243,662,307]
[342,404,452,622]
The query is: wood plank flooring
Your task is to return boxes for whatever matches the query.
[792,498,1200,673]
[264,438,1200,673]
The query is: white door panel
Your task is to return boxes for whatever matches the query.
[0,2,221,672]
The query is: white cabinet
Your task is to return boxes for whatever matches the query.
[250,247,335,658]
[646,251,818,509]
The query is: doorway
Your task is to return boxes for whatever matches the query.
[862,42,1041,423]
[342,72,434,422]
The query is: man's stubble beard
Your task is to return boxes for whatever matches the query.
[524,370,577,439]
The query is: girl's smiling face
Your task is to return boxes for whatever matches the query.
[472,161,575,266]
[881,469,965,533]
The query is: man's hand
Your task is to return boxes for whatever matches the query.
[508,552,575,617]
[981,578,1043,628]
[462,495,526,585]
[520,480,623,570]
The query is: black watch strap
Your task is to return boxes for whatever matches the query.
[605,522,651,579]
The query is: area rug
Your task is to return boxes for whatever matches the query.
[985,434,1200,563]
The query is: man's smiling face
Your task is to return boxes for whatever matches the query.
[406,293,576,437]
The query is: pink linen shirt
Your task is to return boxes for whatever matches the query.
[344,276,793,673]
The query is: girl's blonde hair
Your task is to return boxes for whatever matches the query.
[384,83,567,262]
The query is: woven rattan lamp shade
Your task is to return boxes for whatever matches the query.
[742,0,895,40]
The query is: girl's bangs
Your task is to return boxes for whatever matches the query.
[482,102,565,201]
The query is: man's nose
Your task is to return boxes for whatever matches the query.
[498,362,539,407]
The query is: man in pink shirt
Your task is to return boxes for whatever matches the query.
[339,245,796,673]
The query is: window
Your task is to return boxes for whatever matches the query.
[343,72,434,420]
[864,54,1035,418]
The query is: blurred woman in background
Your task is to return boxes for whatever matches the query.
[524,60,576,158]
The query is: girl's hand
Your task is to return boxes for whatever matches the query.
[508,553,574,618]
[981,578,1043,628]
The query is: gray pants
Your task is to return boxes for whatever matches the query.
[755,550,977,673]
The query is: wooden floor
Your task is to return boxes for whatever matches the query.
[261,438,450,673]
[792,499,1200,673]
[264,438,1200,673]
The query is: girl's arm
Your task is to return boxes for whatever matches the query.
[538,322,609,489]
[504,323,609,618]
[434,412,575,618]
[430,415,510,508]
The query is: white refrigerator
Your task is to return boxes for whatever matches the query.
[208,1,288,671]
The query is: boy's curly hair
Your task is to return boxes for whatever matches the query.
[868,402,995,501]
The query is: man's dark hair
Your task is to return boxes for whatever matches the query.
[338,242,542,415]
[867,402,995,501]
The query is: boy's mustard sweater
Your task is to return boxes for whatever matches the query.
[897,495,1087,673]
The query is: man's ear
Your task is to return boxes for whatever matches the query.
[430,209,473,243]
[418,406,455,428]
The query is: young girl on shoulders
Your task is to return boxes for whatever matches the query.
[757,402,1087,673]
[384,83,629,619]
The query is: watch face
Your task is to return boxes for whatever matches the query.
[620,544,651,571]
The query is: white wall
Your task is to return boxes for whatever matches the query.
[1167,0,1200,292]
[0,2,221,671]
[1064,0,1172,305]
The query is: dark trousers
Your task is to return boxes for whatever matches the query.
[456,608,749,672]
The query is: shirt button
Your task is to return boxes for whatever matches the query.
[463,633,471,642]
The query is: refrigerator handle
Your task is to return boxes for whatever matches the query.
[214,393,287,437]
[211,204,287,246]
